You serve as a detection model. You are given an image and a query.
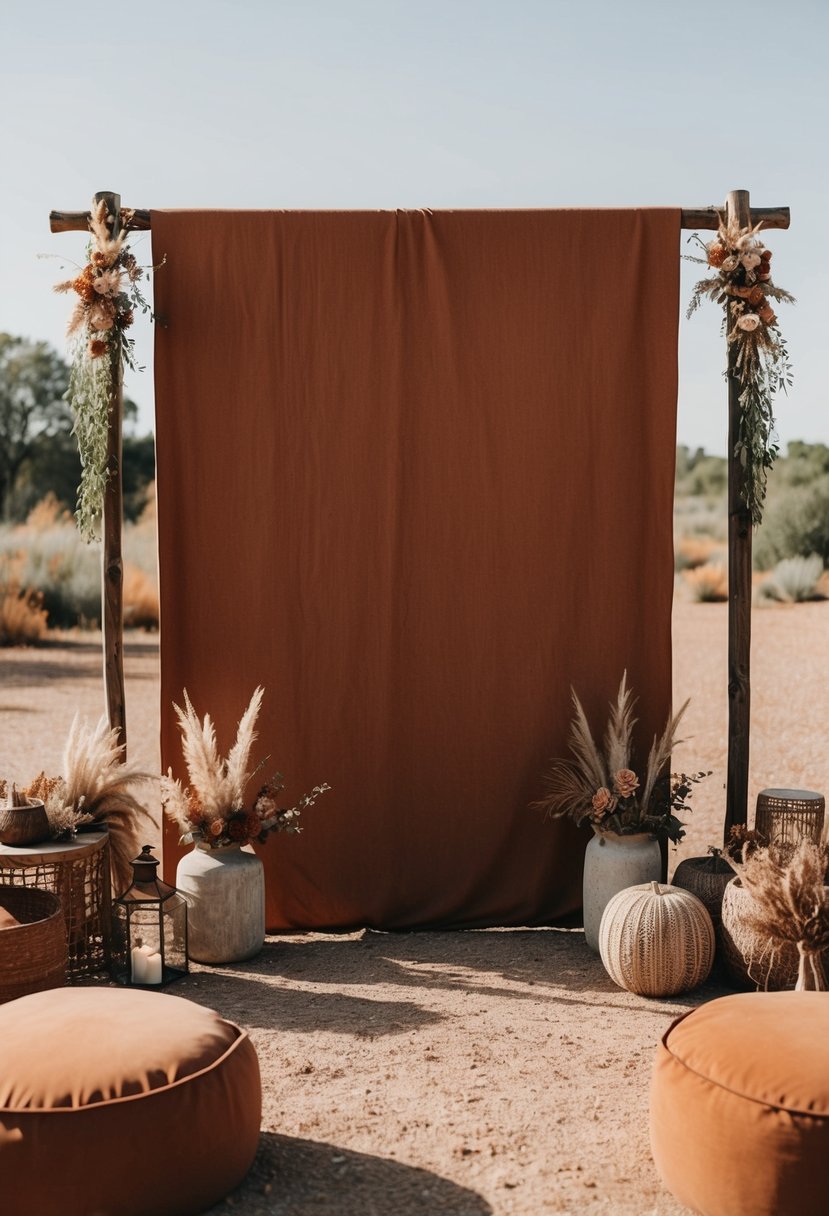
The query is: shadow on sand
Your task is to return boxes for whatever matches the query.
[204,1131,493,1216]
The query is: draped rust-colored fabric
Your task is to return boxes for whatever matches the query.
[151,209,680,930]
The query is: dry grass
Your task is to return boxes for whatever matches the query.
[683,562,728,602]
[123,562,159,630]
[0,586,48,646]
[675,535,723,570]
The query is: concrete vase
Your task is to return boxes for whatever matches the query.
[175,843,265,964]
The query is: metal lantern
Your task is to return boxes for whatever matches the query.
[111,845,188,987]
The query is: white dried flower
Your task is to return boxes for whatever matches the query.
[741,252,762,271]
[722,255,739,272]
[737,313,761,332]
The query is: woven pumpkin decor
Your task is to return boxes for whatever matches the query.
[599,881,714,997]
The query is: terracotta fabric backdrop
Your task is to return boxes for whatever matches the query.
[151,209,680,930]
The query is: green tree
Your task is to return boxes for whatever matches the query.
[0,333,71,519]
[0,332,155,523]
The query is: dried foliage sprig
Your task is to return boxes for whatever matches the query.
[729,839,829,991]
[686,217,794,525]
[53,198,159,541]
[7,715,154,892]
[161,686,330,849]
[533,673,705,844]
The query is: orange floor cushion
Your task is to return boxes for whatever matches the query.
[651,991,829,1216]
[0,987,261,1216]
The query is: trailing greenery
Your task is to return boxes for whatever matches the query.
[686,219,794,525]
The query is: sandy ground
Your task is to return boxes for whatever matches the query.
[1,599,828,1215]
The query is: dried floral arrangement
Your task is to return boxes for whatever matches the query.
[162,686,330,850]
[728,837,829,991]
[54,198,157,541]
[1,715,153,890]
[687,217,794,525]
[533,673,708,844]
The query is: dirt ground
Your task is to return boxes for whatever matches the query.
[1,599,828,1215]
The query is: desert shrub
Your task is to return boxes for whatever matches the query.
[14,526,102,627]
[753,474,829,570]
[757,554,827,604]
[675,536,725,571]
[674,496,727,542]
[0,586,48,646]
[0,495,160,631]
[684,562,728,602]
[123,562,159,630]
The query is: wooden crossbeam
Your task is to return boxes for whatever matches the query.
[49,205,791,235]
[50,207,151,234]
[680,205,789,232]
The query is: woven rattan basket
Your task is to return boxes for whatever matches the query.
[672,853,735,929]
[755,788,825,850]
[0,885,67,1004]
[719,878,829,991]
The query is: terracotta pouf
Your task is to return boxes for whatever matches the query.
[651,992,829,1216]
[0,987,261,1216]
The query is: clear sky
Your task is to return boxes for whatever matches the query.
[1,0,825,452]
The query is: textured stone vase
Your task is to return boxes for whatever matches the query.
[582,829,662,952]
[175,843,265,964]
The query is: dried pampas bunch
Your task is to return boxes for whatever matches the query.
[163,686,329,850]
[24,715,154,893]
[164,686,265,821]
[533,672,695,842]
[730,839,829,991]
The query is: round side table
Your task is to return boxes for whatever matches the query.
[0,830,112,980]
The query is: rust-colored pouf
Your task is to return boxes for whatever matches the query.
[651,992,829,1216]
[0,987,261,1216]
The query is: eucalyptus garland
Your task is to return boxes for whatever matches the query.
[54,199,154,541]
[687,218,794,525]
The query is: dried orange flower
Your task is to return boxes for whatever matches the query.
[707,242,727,268]
[87,339,108,358]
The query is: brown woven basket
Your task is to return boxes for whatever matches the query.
[0,886,67,1004]
[672,854,735,929]
[755,788,825,850]
[719,878,829,991]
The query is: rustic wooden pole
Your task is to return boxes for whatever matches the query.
[723,189,757,839]
[95,191,128,755]
[50,194,131,754]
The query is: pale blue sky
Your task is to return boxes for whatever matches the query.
[1,0,825,451]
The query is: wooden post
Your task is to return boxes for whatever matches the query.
[50,193,135,753]
[678,197,789,841]
[723,189,754,839]
[95,191,128,755]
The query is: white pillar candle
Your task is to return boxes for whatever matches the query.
[144,952,163,985]
[131,944,151,983]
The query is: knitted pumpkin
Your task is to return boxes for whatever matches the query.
[599,881,715,997]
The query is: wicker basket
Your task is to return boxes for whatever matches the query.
[719,878,829,991]
[672,853,735,929]
[0,886,67,1004]
[755,788,825,850]
[0,830,111,980]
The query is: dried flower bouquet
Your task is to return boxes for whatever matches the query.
[534,673,707,844]
[53,197,158,540]
[687,216,794,524]
[162,686,329,850]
